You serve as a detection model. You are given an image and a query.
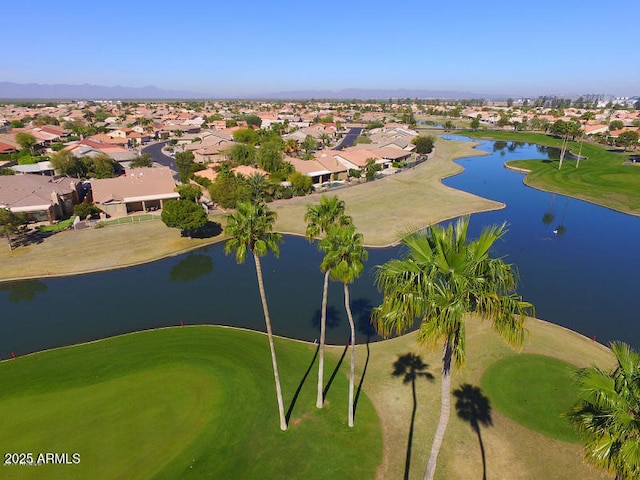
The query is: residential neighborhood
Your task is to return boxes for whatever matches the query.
[1,97,638,229]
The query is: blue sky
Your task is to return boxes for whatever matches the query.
[2,0,638,97]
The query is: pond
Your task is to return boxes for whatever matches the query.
[1,136,639,357]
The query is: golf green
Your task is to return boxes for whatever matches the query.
[0,326,382,479]
[480,354,580,443]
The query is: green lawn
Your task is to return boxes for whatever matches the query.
[462,130,640,215]
[481,354,580,443]
[0,327,382,480]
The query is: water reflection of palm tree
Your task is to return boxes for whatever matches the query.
[542,194,556,226]
[553,198,571,236]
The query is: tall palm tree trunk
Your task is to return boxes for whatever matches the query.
[344,283,356,427]
[424,341,453,480]
[253,253,287,431]
[317,269,330,408]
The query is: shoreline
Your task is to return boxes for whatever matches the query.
[0,135,501,282]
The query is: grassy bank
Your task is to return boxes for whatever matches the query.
[462,130,640,216]
[0,137,501,281]
[0,320,613,479]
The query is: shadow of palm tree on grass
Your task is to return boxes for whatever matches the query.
[453,384,493,480]
[286,344,319,424]
[323,343,348,402]
[393,353,435,480]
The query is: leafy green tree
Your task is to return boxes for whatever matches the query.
[51,150,87,177]
[233,128,259,144]
[566,342,640,480]
[0,208,27,251]
[224,202,287,430]
[177,184,203,202]
[609,120,625,131]
[208,163,249,208]
[288,172,313,195]
[319,224,368,427]
[413,135,436,154]
[470,117,480,130]
[90,153,119,179]
[0,168,16,176]
[305,196,352,408]
[129,153,153,168]
[160,199,207,237]
[9,120,24,129]
[373,217,533,480]
[243,114,262,128]
[617,131,639,151]
[364,158,381,181]
[257,141,285,173]
[74,203,100,219]
[226,143,256,165]
[175,150,195,183]
[15,132,37,154]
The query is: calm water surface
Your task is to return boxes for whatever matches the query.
[1,136,639,357]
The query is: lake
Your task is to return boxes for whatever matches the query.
[1,136,639,357]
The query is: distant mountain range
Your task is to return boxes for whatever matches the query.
[0,81,511,101]
[0,82,203,100]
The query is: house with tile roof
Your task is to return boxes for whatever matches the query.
[91,167,179,217]
[0,174,81,223]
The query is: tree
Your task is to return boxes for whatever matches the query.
[90,153,119,179]
[160,199,207,237]
[566,342,640,480]
[176,184,203,202]
[319,224,368,427]
[0,208,27,251]
[257,141,285,173]
[233,128,259,144]
[244,172,269,203]
[15,132,37,155]
[609,120,624,131]
[208,164,249,208]
[226,143,256,165]
[301,135,318,153]
[364,158,381,181]
[174,150,195,183]
[288,172,313,195]
[243,114,262,128]
[305,196,352,409]
[73,203,100,219]
[130,153,153,168]
[413,135,436,154]
[224,202,287,430]
[51,149,87,178]
[373,217,533,480]
[470,117,480,130]
[617,131,639,151]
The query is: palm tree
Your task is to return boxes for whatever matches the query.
[224,201,287,431]
[373,217,533,480]
[305,195,352,409]
[319,133,331,148]
[566,342,640,480]
[244,172,269,204]
[319,224,368,427]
